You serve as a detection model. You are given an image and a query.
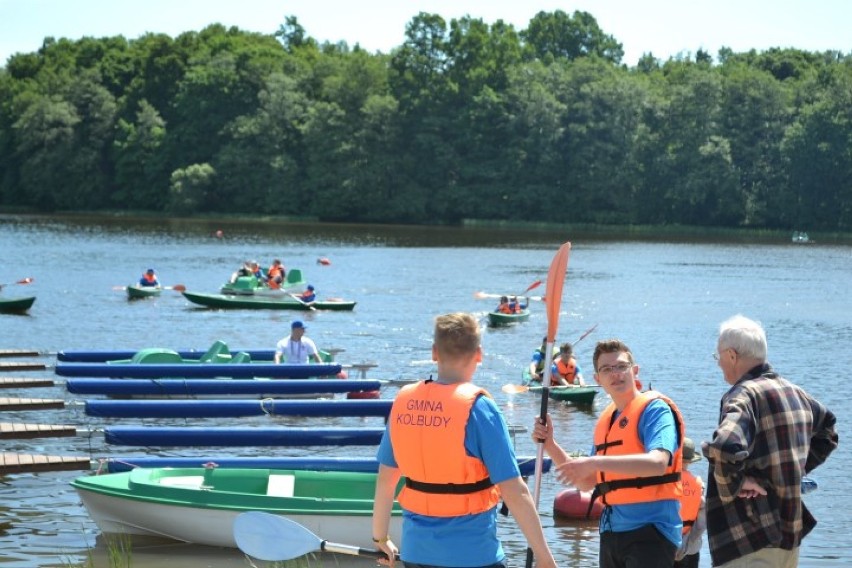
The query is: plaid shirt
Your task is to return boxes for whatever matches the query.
[702,363,837,566]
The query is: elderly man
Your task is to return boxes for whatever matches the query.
[703,314,838,567]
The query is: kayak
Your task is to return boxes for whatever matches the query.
[521,369,598,405]
[487,309,530,327]
[183,290,356,311]
[126,285,161,300]
[0,296,36,314]
[220,268,306,295]
[72,467,402,548]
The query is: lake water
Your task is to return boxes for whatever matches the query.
[0,214,849,567]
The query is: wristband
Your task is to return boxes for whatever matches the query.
[372,535,390,544]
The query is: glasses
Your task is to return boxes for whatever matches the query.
[714,348,738,361]
[597,362,633,376]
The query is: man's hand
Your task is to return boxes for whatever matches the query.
[738,476,768,499]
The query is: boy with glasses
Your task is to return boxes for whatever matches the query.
[533,339,686,568]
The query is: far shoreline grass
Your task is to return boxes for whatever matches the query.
[2,209,850,245]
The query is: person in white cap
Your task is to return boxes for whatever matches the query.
[274,320,321,364]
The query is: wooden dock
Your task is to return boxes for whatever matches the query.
[0,452,90,474]
[0,361,47,371]
[0,422,77,439]
[0,349,45,358]
[0,377,55,388]
[0,397,65,411]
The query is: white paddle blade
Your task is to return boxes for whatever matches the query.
[234,511,321,561]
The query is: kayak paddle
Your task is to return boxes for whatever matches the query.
[527,242,571,568]
[233,511,398,562]
[0,277,34,290]
[473,279,542,300]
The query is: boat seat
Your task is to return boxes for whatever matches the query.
[230,276,259,290]
[229,351,252,364]
[267,474,295,497]
[159,475,204,489]
[199,340,230,363]
[284,269,303,286]
[130,348,183,364]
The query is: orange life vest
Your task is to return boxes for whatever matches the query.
[267,266,283,289]
[141,274,157,285]
[679,469,703,534]
[555,357,578,384]
[591,391,684,506]
[389,380,501,517]
[498,303,513,314]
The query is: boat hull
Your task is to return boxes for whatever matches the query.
[487,310,530,327]
[72,468,401,548]
[183,290,356,311]
[127,285,161,300]
[0,296,36,313]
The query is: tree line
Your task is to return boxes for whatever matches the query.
[1,11,850,231]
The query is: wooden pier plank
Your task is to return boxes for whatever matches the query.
[0,362,47,372]
[0,452,90,474]
[0,350,43,358]
[0,422,77,439]
[0,397,65,411]
[0,377,55,388]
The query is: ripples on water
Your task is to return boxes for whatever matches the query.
[0,215,849,567]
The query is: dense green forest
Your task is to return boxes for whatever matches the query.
[1,11,850,230]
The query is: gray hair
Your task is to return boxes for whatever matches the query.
[718,314,767,360]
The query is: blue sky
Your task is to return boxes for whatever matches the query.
[1,0,850,67]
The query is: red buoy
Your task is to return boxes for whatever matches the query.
[553,488,603,520]
[317,257,331,265]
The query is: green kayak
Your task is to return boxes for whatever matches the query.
[183,290,356,311]
[0,296,36,314]
[521,369,598,405]
[127,285,162,300]
[487,309,530,327]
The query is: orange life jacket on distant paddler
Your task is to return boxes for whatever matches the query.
[555,357,579,384]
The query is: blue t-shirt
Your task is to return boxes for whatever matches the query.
[595,398,683,547]
[376,392,520,566]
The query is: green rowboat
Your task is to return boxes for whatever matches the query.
[183,290,356,311]
[487,309,530,327]
[0,296,36,314]
[72,467,402,548]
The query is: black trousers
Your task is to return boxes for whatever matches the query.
[673,553,699,568]
[600,524,677,568]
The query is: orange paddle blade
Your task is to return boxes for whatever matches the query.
[16,277,33,284]
[524,280,543,293]
[545,243,571,343]
[502,384,531,394]
[170,284,186,292]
